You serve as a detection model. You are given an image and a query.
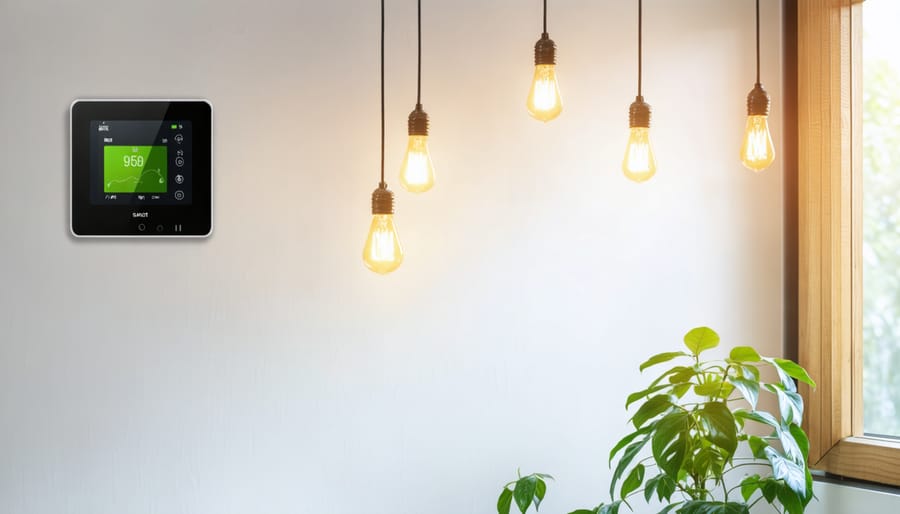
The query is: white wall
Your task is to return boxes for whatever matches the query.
[0,0,882,513]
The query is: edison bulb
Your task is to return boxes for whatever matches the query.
[526,64,563,122]
[740,115,775,172]
[399,135,435,193]
[363,214,403,274]
[622,127,657,183]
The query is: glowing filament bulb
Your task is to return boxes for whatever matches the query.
[363,214,403,275]
[527,64,563,122]
[622,127,657,183]
[622,98,656,183]
[527,34,562,122]
[400,135,435,193]
[740,115,775,172]
[741,83,775,172]
[363,186,403,274]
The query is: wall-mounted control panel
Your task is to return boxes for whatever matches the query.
[70,100,212,237]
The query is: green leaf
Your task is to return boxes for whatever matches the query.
[609,426,652,464]
[747,435,769,459]
[789,423,810,461]
[772,358,816,387]
[655,474,676,501]
[621,463,645,499]
[740,474,761,502]
[497,488,513,514]
[632,395,673,429]
[643,475,659,502]
[627,383,674,408]
[598,502,621,514]
[729,346,762,362]
[765,384,804,424]
[656,505,681,514]
[698,402,738,456]
[669,367,697,384]
[672,382,692,398]
[763,358,798,393]
[777,484,804,514]
[678,501,750,514]
[693,380,723,397]
[533,478,546,511]
[610,438,650,497]
[764,447,807,498]
[640,351,689,371]
[740,364,760,381]
[728,377,760,409]
[652,411,692,479]
[778,425,804,463]
[761,478,779,502]
[733,409,779,429]
[683,327,720,356]
[513,476,537,514]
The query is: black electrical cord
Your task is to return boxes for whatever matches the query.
[380,0,385,184]
[638,0,643,97]
[543,0,547,35]
[417,0,422,106]
[756,0,761,84]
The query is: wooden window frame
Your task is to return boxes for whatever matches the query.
[797,0,900,487]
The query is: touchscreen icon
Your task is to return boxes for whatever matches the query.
[174,134,183,144]
[174,190,185,201]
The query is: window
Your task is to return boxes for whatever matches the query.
[861,0,900,440]
[797,0,900,486]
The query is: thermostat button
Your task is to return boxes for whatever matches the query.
[137,223,146,232]
[174,190,185,201]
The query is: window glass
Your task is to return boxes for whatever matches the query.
[862,0,900,438]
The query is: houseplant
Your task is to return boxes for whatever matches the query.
[497,326,816,514]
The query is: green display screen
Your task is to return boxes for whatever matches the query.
[103,145,167,193]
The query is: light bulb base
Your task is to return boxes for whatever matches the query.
[629,96,651,128]
[371,183,394,215]
[534,33,556,65]
[408,105,429,136]
[747,83,771,116]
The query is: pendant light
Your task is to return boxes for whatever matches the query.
[740,0,775,172]
[363,0,404,275]
[399,0,436,193]
[622,0,657,183]
[526,0,563,122]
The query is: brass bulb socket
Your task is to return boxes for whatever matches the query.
[534,33,556,66]
[747,83,771,116]
[371,184,394,215]
[408,105,429,136]
[629,96,652,128]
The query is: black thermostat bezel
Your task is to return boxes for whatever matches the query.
[70,99,213,237]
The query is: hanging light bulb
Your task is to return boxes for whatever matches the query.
[526,0,562,122]
[400,106,435,192]
[741,85,775,171]
[362,0,403,274]
[740,0,775,172]
[622,0,656,183]
[399,0,435,193]
[623,97,657,182]
[363,184,404,274]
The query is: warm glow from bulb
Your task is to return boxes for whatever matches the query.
[362,214,403,274]
[526,64,562,122]
[622,127,657,183]
[399,135,435,193]
[740,115,775,172]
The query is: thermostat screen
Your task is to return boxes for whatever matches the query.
[89,120,192,205]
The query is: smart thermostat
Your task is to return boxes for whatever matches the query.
[70,99,213,237]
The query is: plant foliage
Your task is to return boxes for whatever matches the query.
[498,327,817,514]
